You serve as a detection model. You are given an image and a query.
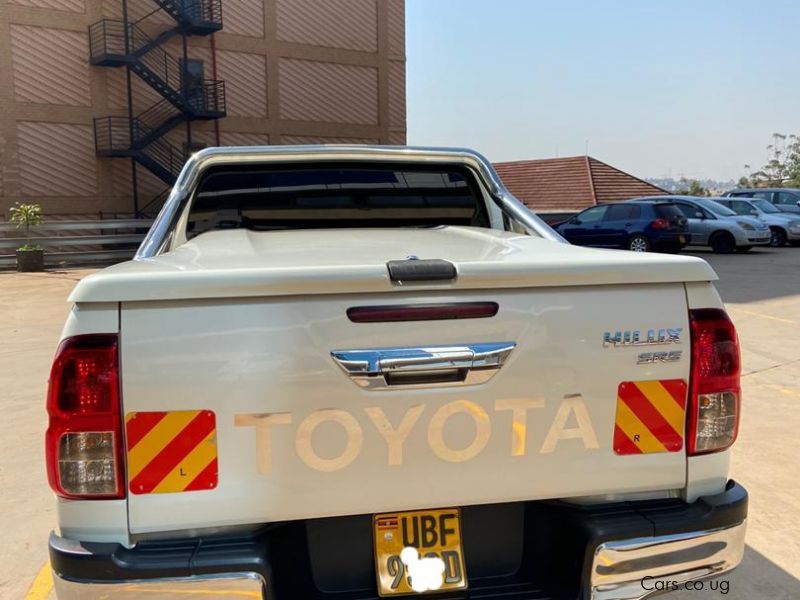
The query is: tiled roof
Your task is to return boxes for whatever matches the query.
[493,156,666,213]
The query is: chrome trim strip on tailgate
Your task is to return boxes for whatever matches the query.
[331,342,515,390]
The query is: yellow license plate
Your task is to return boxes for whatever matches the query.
[373,508,467,596]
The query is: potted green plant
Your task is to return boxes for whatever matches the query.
[9,202,44,272]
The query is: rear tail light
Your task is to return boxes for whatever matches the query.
[687,309,741,455]
[650,218,670,230]
[46,334,124,499]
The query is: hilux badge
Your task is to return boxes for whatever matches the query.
[603,328,682,347]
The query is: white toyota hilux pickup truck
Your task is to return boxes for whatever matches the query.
[46,146,746,600]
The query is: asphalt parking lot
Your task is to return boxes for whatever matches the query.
[1,248,799,599]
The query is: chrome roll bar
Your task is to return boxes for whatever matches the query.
[136,145,565,259]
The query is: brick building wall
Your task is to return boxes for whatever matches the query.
[0,0,406,217]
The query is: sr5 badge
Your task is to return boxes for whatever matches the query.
[637,350,682,364]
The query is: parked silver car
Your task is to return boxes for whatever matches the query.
[724,188,800,214]
[627,195,771,253]
[715,197,800,247]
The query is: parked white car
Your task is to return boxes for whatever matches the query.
[46,147,747,600]
[715,197,800,247]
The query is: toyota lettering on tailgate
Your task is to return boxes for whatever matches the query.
[235,395,599,473]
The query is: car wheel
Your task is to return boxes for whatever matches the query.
[627,234,650,252]
[769,227,788,247]
[735,246,752,253]
[710,232,736,254]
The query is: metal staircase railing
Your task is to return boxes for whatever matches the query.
[153,0,223,33]
[140,136,187,182]
[195,79,226,115]
[136,97,185,144]
[88,18,176,63]
[95,116,187,184]
[93,77,223,144]
[89,19,225,117]
[129,23,184,96]
[90,1,224,198]
[138,187,172,218]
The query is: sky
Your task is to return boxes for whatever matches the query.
[406,0,800,182]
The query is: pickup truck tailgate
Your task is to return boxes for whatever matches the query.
[120,283,691,534]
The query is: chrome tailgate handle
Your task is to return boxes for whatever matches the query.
[379,348,475,372]
[331,343,515,390]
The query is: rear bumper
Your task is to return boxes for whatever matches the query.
[650,232,689,249]
[51,572,265,599]
[590,520,746,600]
[51,481,747,600]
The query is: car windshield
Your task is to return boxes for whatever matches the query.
[696,198,737,217]
[751,199,780,213]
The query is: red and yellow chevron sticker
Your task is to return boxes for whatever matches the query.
[125,410,218,494]
[614,380,687,455]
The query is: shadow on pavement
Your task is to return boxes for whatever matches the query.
[666,545,800,599]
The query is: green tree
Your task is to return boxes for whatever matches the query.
[9,202,43,249]
[676,178,709,196]
[787,136,800,185]
[747,133,800,187]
